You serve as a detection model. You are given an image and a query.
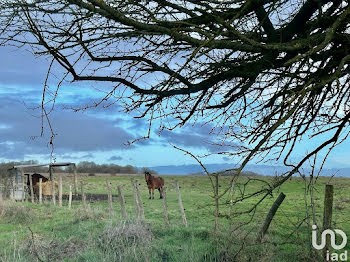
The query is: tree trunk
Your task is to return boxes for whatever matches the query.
[256,192,286,243]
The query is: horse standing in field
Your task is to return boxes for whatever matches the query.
[24,173,49,192]
[24,173,51,198]
[144,172,164,199]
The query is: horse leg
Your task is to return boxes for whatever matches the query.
[148,188,151,199]
[152,188,154,199]
[158,188,163,199]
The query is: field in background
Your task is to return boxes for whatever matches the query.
[1,175,350,261]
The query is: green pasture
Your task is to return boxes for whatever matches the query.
[1,175,350,261]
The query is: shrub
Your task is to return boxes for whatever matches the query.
[23,233,86,261]
[99,220,153,249]
[98,220,154,261]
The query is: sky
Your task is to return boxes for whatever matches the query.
[1,45,350,170]
[0,46,234,167]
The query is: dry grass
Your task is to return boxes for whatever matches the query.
[72,206,107,222]
[0,202,34,224]
[23,230,86,262]
[98,220,153,249]
[97,220,154,261]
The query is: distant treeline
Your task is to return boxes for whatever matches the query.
[0,160,157,178]
[219,169,260,176]
[75,161,157,175]
[189,169,261,176]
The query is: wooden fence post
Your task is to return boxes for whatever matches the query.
[81,181,87,210]
[68,185,72,209]
[51,176,56,206]
[135,180,145,220]
[0,189,3,207]
[73,165,78,196]
[39,178,42,205]
[11,176,15,202]
[162,187,170,226]
[22,173,27,202]
[58,176,63,208]
[106,180,113,217]
[117,186,127,219]
[256,192,286,243]
[214,174,220,232]
[131,179,140,219]
[229,181,235,231]
[175,181,188,227]
[323,184,334,260]
[20,169,25,202]
[29,174,34,203]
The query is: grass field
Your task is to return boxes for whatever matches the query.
[1,174,350,261]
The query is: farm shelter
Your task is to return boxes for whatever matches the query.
[6,162,78,201]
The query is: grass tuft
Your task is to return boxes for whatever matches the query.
[0,203,34,224]
[97,220,154,261]
[23,232,86,262]
[72,206,106,222]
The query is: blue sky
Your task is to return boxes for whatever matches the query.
[0,46,233,167]
[1,45,350,169]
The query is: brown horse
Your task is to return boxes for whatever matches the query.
[144,172,164,199]
[24,173,49,196]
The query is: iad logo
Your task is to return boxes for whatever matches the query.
[312,225,348,261]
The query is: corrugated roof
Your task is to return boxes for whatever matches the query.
[13,162,75,169]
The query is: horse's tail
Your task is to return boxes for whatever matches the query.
[159,177,165,187]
